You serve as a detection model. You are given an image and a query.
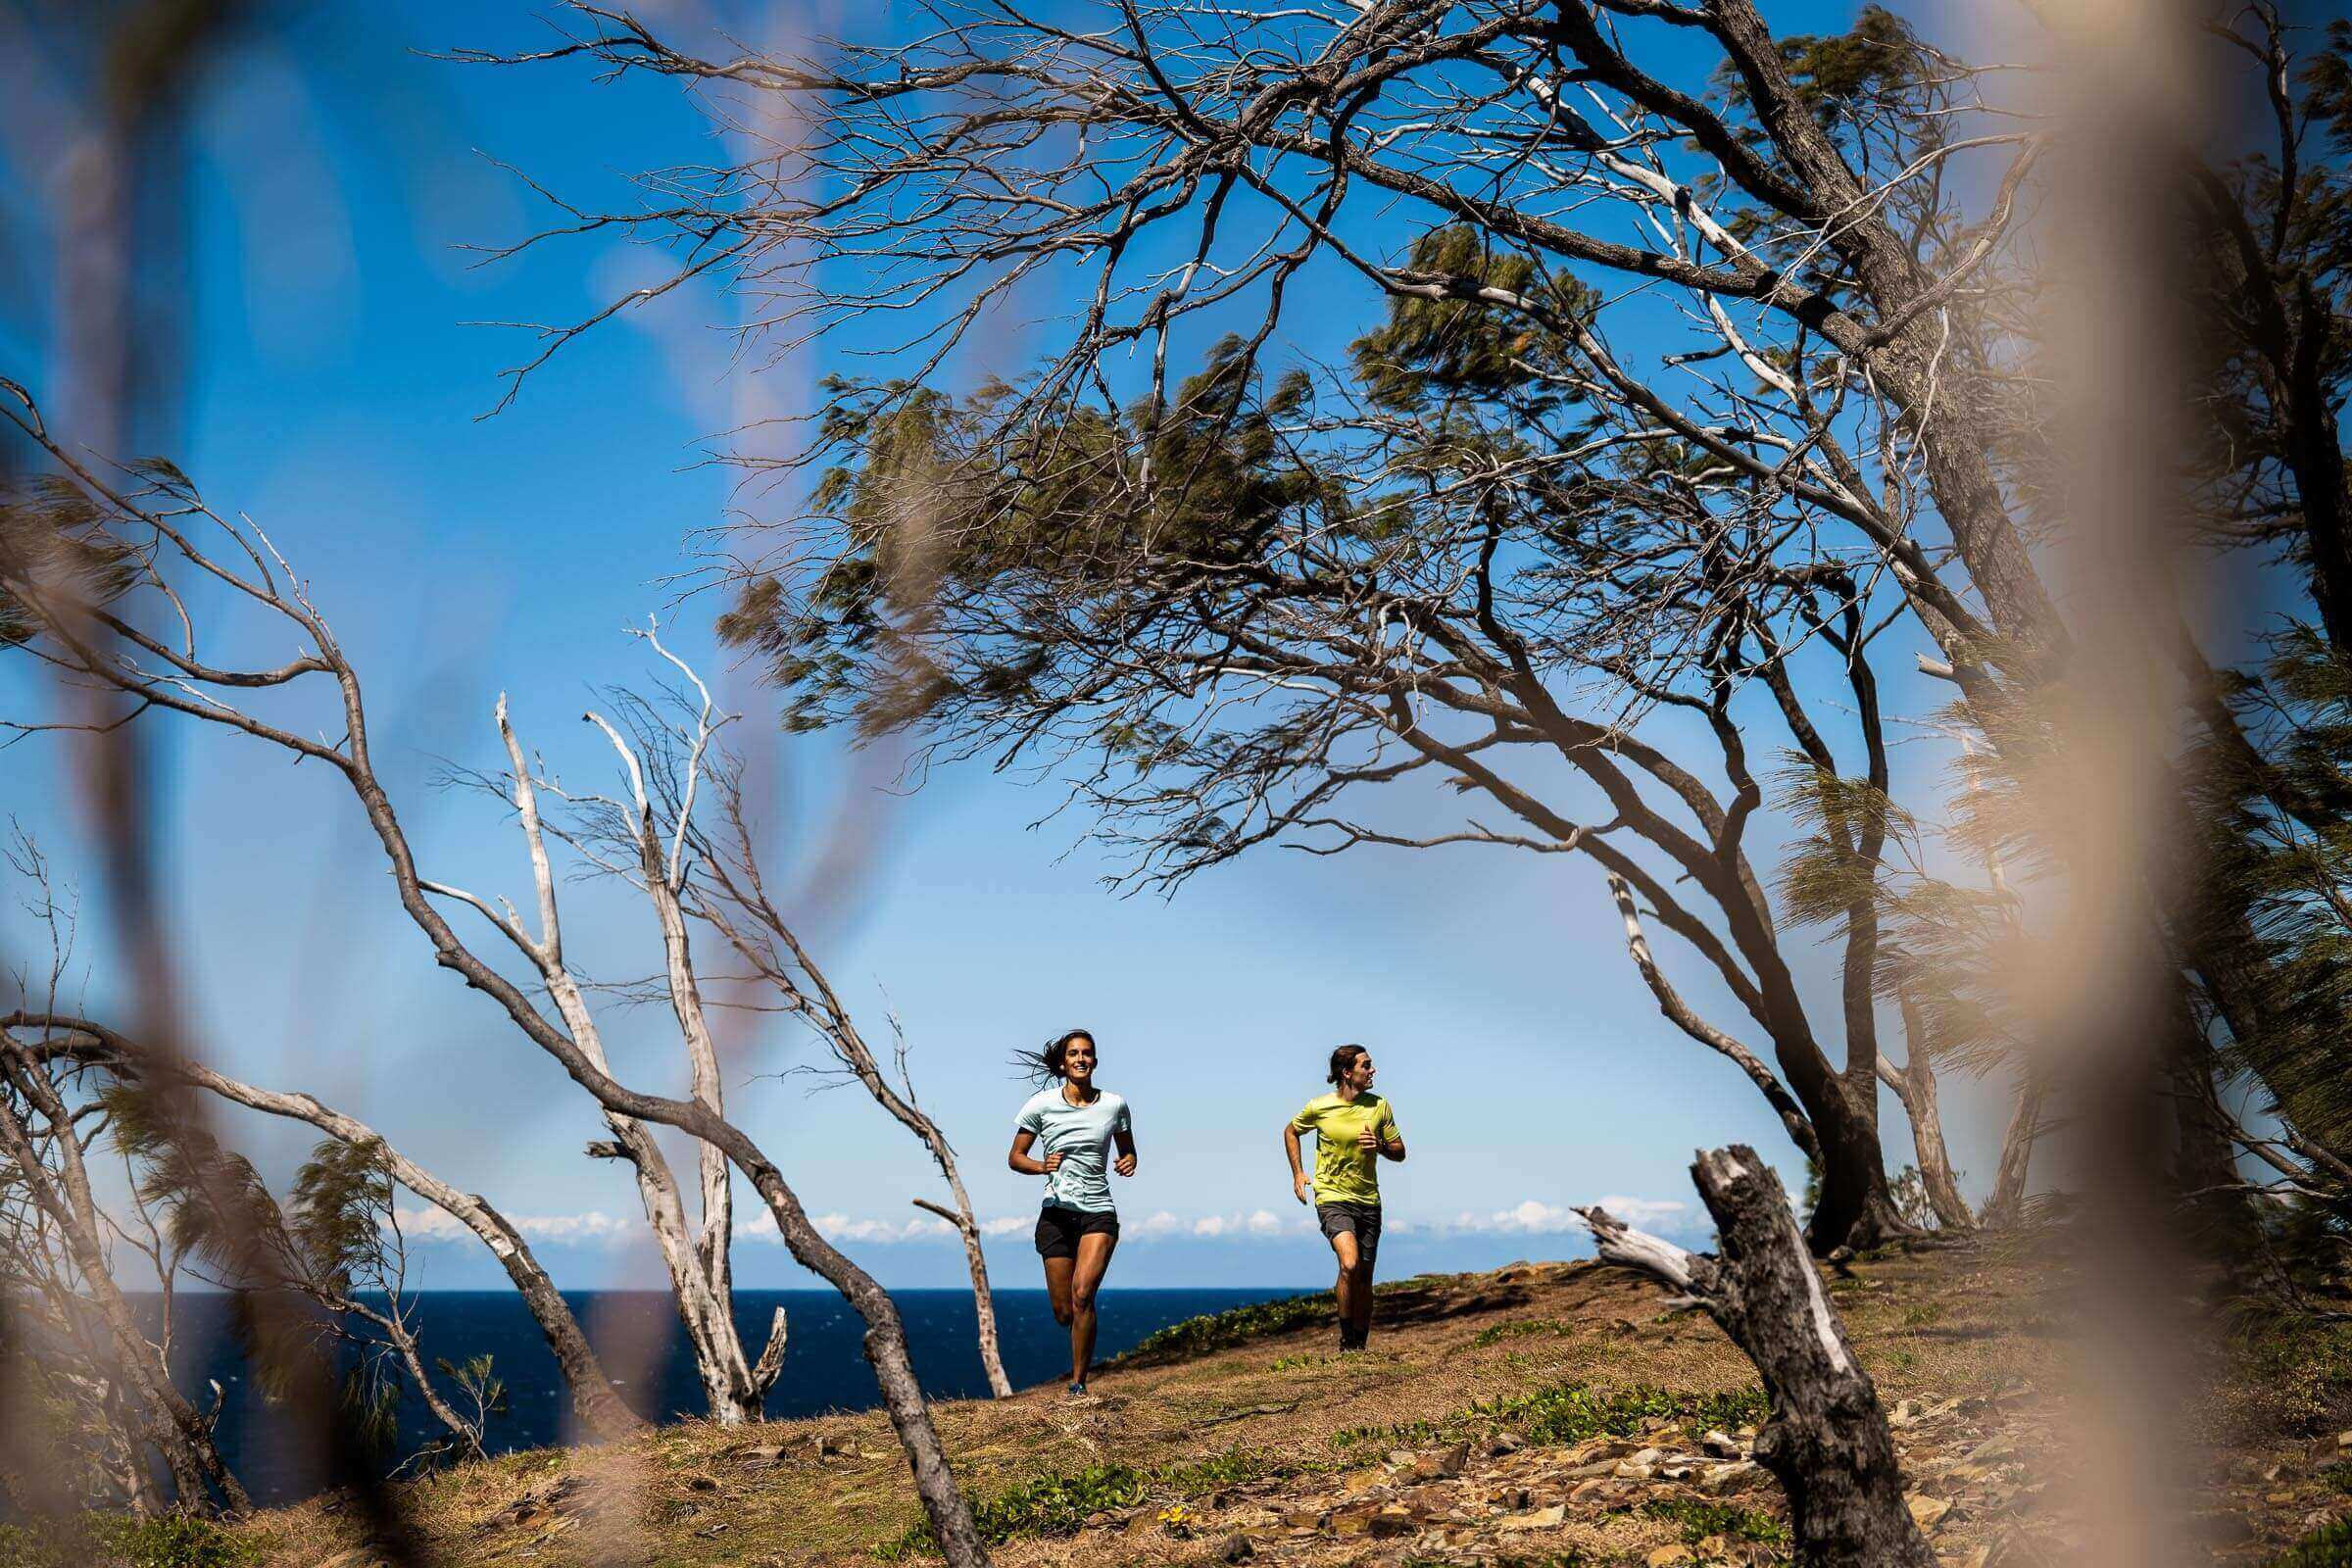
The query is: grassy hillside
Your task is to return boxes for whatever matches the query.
[24,1244,2352,1567]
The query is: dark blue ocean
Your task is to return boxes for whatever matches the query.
[151,1289,1296,1505]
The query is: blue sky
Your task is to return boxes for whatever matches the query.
[0,0,2029,1291]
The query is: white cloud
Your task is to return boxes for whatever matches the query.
[390,1205,470,1242]
[516,1210,636,1244]
[1433,1196,1695,1238]
[398,1197,1696,1251]
[794,1212,958,1246]
[390,1205,636,1247]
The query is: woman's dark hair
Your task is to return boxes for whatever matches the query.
[1327,1043,1369,1087]
[1013,1029,1097,1085]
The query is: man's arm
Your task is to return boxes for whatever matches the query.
[1378,1112,1405,1162]
[1283,1122,1312,1204]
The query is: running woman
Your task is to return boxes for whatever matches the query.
[1008,1029,1137,1396]
[1284,1044,1404,1351]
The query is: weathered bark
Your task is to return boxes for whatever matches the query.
[4,1010,645,1442]
[1880,999,1976,1232]
[1801,1094,1911,1256]
[1581,1147,1936,1567]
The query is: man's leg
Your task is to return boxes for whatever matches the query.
[1328,1229,1362,1348]
[1348,1210,1380,1342]
[1069,1231,1117,1386]
[1348,1258,1375,1338]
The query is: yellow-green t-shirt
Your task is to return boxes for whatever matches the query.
[1291,1092,1399,1206]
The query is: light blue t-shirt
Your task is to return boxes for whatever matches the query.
[1015,1088,1132,1213]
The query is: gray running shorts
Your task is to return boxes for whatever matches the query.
[1315,1200,1382,1268]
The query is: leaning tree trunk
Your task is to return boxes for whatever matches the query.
[1804,1088,1911,1255]
[914,1196,1013,1397]
[1581,1147,1936,1567]
[1882,998,1976,1231]
[1981,1075,2042,1226]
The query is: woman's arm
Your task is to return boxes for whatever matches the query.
[1112,1126,1138,1178]
[1008,1127,1061,1176]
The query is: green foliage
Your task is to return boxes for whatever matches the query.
[1771,755,1917,932]
[1332,1419,1442,1449]
[1325,1378,1772,1457]
[1472,1318,1574,1348]
[2200,632,2352,1173]
[439,1353,510,1422]
[289,1138,396,1296]
[1156,1448,1277,1495]
[2226,1312,2352,1439]
[1639,1495,1790,1548]
[877,1463,1149,1557]
[2271,1519,2352,1568]
[0,1514,257,1568]
[1348,226,1596,413]
[1469,1381,1768,1446]
[0,475,142,649]
[877,1447,1295,1557]
[1121,1291,1338,1361]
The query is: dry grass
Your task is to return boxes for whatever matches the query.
[219,1245,2254,1568]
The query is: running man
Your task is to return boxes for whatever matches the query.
[1008,1029,1137,1396]
[1284,1044,1405,1351]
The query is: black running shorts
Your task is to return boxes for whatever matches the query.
[1034,1204,1120,1259]
[1315,1200,1382,1268]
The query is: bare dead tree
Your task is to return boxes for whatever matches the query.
[433,679,785,1430]
[517,660,1016,1397]
[0,386,990,1566]
[1581,1149,1936,1567]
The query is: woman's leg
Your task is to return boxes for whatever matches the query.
[1068,1230,1118,1385]
[1044,1255,1077,1329]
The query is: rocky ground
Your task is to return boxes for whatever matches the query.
[229,1243,2350,1567]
